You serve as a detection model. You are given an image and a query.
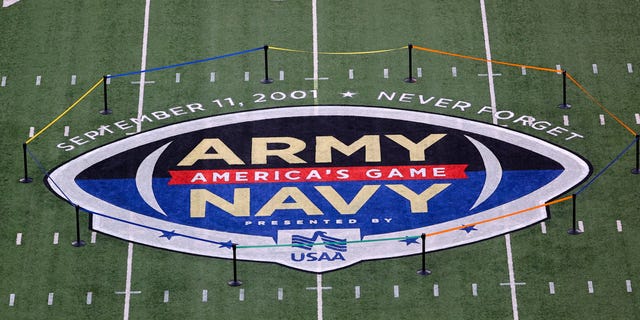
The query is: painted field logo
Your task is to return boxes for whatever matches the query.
[46,106,590,273]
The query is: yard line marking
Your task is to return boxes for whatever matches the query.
[244,71,250,81]
[383,68,389,79]
[587,281,594,294]
[540,222,547,234]
[312,0,319,105]
[91,231,97,243]
[53,232,59,245]
[29,126,35,137]
[480,0,497,125]
[599,114,606,125]
[635,113,639,124]
[355,286,360,299]
[617,220,623,232]
[521,66,527,75]
[505,234,520,320]
[304,77,329,80]
[36,75,41,86]
[452,67,457,77]
[123,242,135,320]
[63,126,70,137]
[316,274,324,320]
[71,75,77,85]
[131,80,155,84]
[433,283,439,297]
[210,72,216,82]
[48,292,54,306]
[626,280,633,293]
[278,288,283,301]
[472,283,478,296]
[202,289,208,302]
[417,67,422,78]
[86,292,93,305]
[556,65,562,74]
[592,64,598,74]
[16,233,22,245]
[134,0,151,134]
[627,63,633,73]
[348,69,354,79]
[478,73,502,77]
[393,285,399,298]
[1,75,6,87]
[549,282,555,295]
[578,220,584,232]
[563,115,570,126]
[279,70,284,81]
[106,75,111,85]
[9,293,15,306]
[239,288,245,301]
[175,73,180,83]
[163,290,169,303]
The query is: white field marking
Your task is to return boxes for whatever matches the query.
[202,289,208,302]
[521,66,527,75]
[592,64,598,74]
[48,292,54,306]
[617,220,623,232]
[53,232,59,245]
[599,114,606,125]
[505,234,520,320]
[627,63,633,73]
[480,0,497,125]
[86,292,93,305]
[556,64,562,74]
[175,73,180,83]
[472,283,478,296]
[304,77,329,80]
[91,231,97,243]
[312,0,319,105]
[71,75,77,85]
[355,286,360,299]
[563,115,570,126]
[393,285,399,298]
[452,67,457,77]
[417,67,422,78]
[279,70,285,81]
[244,71,250,81]
[123,242,135,320]
[29,127,34,137]
[1,75,6,87]
[278,288,283,301]
[540,222,547,234]
[3,0,21,7]
[63,126,70,137]
[36,75,41,86]
[433,283,440,297]
[383,68,389,79]
[9,293,15,306]
[210,72,216,82]
[317,274,323,320]
[16,233,22,245]
[239,288,245,301]
[130,80,155,84]
[106,75,111,85]
[348,69,354,79]
[587,281,594,294]
[578,221,584,232]
[478,73,502,77]
[549,282,555,295]
[627,280,633,293]
[635,113,640,124]
[163,290,169,303]
[135,0,151,134]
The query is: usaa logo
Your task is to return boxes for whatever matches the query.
[46,106,590,273]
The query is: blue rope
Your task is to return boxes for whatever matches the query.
[576,136,639,195]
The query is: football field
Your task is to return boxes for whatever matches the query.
[1,1,640,319]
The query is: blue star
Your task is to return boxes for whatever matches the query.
[399,236,421,245]
[218,240,234,249]
[159,230,178,240]
[460,225,478,233]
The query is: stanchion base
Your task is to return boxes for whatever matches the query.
[404,77,417,83]
[100,109,113,115]
[416,269,432,276]
[72,240,86,247]
[228,280,243,287]
[261,78,274,84]
[631,168,640,174]
[557,103,572,109]
[567,228,583,235]
[19,177,33,183]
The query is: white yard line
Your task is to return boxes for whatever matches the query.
[135,0,151,133]
[312,0,319,105]
[505,234,519,320]
[480,0,497,125]
[316,274,324,320]
[123,242,135,320]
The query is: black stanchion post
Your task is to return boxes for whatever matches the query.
[558,70,571,109]
[72,205,86,247]
[632,135,639,174]
[228,243,242,286]
[19,143,33,183]
[416,233,431,275]
[404,43,417,83]
[567,194,582,235]
[100,75,112,115]
[261,45,274,84]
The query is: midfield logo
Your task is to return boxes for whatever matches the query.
[46,106,590,273]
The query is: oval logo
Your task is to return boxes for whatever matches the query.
[47,106,590,272]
